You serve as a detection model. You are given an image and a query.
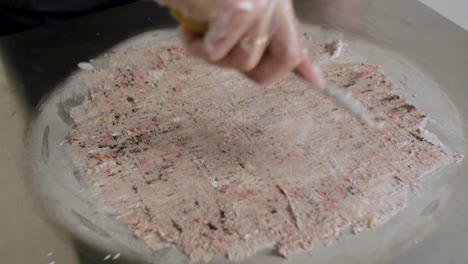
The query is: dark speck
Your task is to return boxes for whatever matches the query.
[381,94,400,102]
[171,219,183,232]
[207,222,218,231]
[220,210,226,224]
[400,104,416,112]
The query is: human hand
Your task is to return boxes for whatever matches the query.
[161,0,325,87]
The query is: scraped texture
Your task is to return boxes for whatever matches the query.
[68,37,454,262]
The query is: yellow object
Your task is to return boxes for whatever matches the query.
[367,217,377,229]
[170,8,208,35]
[241,35,269,46]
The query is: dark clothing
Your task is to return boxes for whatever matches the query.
[0,0,137,35]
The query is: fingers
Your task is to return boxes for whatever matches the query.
[204,1,264,61]
[177,0,320,85]
[295,55,326,90]
[244,4,303,84]
[180,27,205,57]
[181,3,273,72]
[215,4,273,71]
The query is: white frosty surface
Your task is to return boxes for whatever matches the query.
[68,38,455,262]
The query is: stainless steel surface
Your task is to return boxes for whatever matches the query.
[1,0,467,263]
[0,63,79,264]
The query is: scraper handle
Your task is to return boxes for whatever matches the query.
[170,8,208,35]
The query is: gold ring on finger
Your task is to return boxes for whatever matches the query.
[241,35,269,46]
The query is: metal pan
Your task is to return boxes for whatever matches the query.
[19,0,468,263]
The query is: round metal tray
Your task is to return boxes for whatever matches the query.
[26,19,467,263]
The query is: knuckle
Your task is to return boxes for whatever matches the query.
[227,6,254,27]
[231,0,259,15]
[231,6,251,18]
